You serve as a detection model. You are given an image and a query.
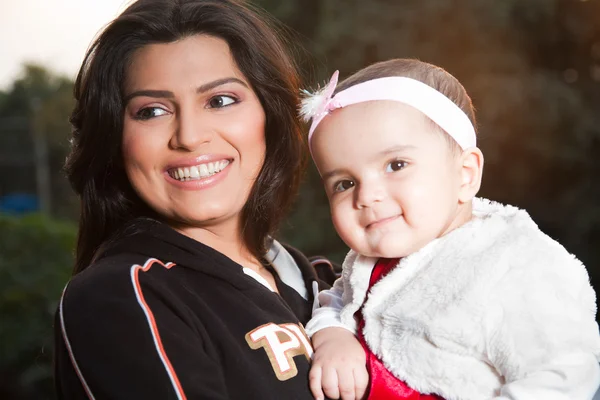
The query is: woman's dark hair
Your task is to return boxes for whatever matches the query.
[65,0,305,274]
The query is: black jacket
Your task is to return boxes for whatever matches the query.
[54,218,332,399]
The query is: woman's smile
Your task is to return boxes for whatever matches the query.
[167,159,231,182]
[164,157,233,191]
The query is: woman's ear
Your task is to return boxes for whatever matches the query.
[458,147,484,203]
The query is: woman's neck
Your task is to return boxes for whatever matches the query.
[172,218,260,270]
[171,219,277,292]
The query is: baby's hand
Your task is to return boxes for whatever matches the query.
[309,327,368,400]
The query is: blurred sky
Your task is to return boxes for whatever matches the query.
[0,0,130,89]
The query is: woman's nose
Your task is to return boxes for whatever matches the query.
[169,107,212,151]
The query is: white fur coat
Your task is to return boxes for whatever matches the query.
[306,198,600,400]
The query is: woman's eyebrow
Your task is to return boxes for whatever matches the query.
[124,77,249,103]
[196,77,248,93]
[124,89,174,103]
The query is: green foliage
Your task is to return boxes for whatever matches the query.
[0,214,75,399]
[0,91,7,111]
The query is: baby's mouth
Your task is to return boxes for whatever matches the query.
[366,214,401,230]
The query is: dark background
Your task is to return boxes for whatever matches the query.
[1,0,598,398]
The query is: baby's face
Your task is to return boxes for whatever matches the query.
[311,101,467,258]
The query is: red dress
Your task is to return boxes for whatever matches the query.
[356,258,444,400]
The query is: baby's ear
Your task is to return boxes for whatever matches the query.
[458,147,484,203]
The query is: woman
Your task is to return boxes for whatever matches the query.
[54,0,333,398]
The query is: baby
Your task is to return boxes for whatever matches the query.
[301,59,600,400]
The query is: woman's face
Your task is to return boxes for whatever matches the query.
[122,35,266,236]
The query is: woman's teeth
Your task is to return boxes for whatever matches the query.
[169,160,230,181]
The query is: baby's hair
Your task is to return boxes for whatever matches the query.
[336,59,477,154]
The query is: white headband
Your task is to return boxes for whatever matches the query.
[300,70,476,150]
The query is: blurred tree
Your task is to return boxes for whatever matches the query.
[0,64,77,219]
[0,65,70,117]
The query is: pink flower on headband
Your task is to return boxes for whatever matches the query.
[299,71,340,138]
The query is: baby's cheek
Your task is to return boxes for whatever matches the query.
[331,210,357,247]
[402,186,434,223]
[330,209,345,235]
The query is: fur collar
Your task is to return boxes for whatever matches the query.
[338,198,600,399]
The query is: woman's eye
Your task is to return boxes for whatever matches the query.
[134,107,169,120]
[386,160,407,172]
[333,180,355,193]
[208,95,237,109]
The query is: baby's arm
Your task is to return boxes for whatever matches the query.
[486,260,600,399]
[306,278,368,400]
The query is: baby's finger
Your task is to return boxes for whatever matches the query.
[353,367,369,400]
[321,366,341,400]
[309,365,325,400]
[337,367,356,400]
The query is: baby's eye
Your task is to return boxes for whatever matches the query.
[135,107,169,120]
[333,180,355,193]
[386,160,407,172]
[208,95,237,109]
